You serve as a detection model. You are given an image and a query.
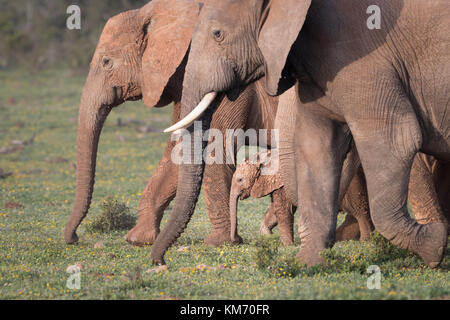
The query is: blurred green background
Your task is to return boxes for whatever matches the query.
[0,0,148,71]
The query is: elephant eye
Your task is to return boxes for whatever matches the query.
[212,29,224,42]
[102,57,114,70]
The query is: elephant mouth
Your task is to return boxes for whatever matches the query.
[239,192,250,201]
[111,86,142,105]
[127,94,142,102]
[226,85,244,102]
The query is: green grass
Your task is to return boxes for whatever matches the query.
[0,69,449,300]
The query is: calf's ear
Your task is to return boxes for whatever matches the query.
[250,152,283,198]
[250,173,283,199]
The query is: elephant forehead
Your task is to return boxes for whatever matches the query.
[200,0,251,25]
[95,43,136,55]
[100,10,140,45]
[235,163,259,179]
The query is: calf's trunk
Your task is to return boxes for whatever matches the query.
[229,189,240,243]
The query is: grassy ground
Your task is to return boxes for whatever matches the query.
[0,69,448,300]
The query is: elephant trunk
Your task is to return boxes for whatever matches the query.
[64,93,111,244]
[150,87,218,264]
[229,187,240,243]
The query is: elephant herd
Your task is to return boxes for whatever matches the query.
[64,0,449,269]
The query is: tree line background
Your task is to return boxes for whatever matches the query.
[0,0,148,71]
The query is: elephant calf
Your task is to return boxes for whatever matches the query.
[229,150,374,246]
[230,151,295,246]
[230,151,449,247]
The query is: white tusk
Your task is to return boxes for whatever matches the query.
[164,92,218,133]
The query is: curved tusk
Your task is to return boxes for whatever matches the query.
[164,92,218,133]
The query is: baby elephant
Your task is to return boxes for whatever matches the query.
[229,150,373,246]
[230,151,296,246]
[231,151,449,250]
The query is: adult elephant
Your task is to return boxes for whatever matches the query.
[154,0,449,267]
[64,0,282,246]
[336,153,450,241]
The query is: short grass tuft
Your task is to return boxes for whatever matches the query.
[253,235,280,271]
[252,235,301,278]
[271,255,302,278]
[85,197,136,233]
[316,231,418,275]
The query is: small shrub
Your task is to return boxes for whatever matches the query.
[272,255,302,278]
[252,235,301,278]
[368,231,421,270]
[316,231,418,275]
[253,235,280,271]
[319,246,370,274]
[85,197,136,233]
[369,231,412,259]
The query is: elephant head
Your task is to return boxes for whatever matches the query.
[166,0,311,132]
[150,0,310,264]
[229,151,282,242]
[64,0,200,244]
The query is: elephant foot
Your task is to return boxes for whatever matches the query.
[150,256,166,266]
[259,222,293,246]
[64,232,79,245]
[359,228,372,241]
[259,221,273,236]
[125,224,159,246]
[335,221,360,241]
[280,234,294,246]
[296,245,326,267]
[410,222,447,268]
[204,230,243,246]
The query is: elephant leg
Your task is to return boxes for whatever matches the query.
[335,214,360,241]
[433,159,450,232]
[125,138,178,246]
[202,90,252,246]
[203,162,243,246]
[126,102,181,245]
[294,104,352,266]
[337,166,373,241]
[409,153,449,231]
[346,81,447,268]
[260,204,278,236]
[271,188,295,246]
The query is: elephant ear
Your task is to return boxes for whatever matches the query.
[258,0,311,96]
[139,0,200,108]
[250,152,283,198]
[250,172,283,198]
